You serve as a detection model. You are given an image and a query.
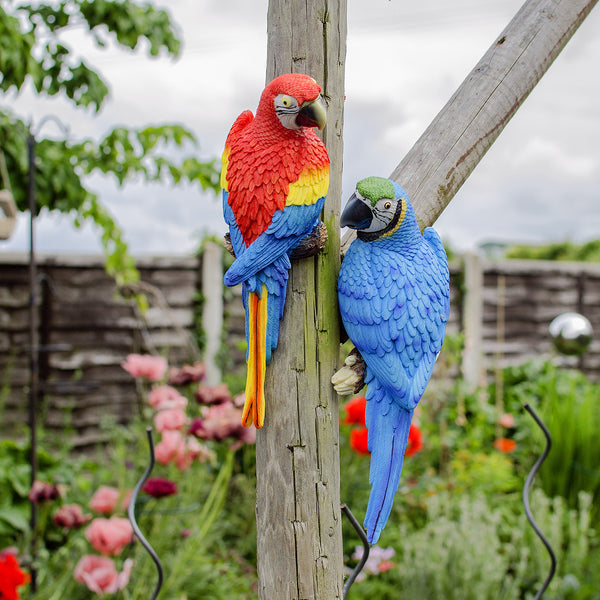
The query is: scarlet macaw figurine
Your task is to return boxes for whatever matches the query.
[221,73,329,428]
[336,176,450,543]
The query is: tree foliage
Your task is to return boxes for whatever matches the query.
[505,239,600,262]
[0,0,220,283]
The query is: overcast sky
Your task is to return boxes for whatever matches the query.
[2,0,599,256]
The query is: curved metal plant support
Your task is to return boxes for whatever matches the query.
[128,427,164,600]
[341,503,370,599]
[522,403,557,599]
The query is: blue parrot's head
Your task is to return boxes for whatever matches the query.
[340,176,414,241]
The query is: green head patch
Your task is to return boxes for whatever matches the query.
[356,176,395,207]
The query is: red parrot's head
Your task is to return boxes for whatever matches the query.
[256,73,327,131]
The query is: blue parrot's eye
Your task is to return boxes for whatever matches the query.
[384,201,392,210]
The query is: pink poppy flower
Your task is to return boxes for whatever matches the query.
[153,408,187,433]
[176,436,215,470]
[191,400,256,445]
[121,354,167,382]
[195,383,232,406]
[74,555,133,596]
[148,385,187,411]
[52,504,92,529]
[499,413,515,428]
[168,362,206,386]
[85,517,134,556]
[121,490,132,512]
[154,430,184,465]
[89,486,120,515]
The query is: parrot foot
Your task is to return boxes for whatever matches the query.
[223,221,328,260]
[290,221,328,260]
[331,347,366,395]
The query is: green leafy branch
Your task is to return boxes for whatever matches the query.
[0,1,221,289]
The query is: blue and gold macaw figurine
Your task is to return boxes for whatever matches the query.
[336,176,450,544]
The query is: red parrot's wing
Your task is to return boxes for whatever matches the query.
[221,110,254,193]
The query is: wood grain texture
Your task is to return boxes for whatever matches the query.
[257,1,346,598]
[342,0,598,253]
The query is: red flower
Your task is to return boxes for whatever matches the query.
[0,554,30,600]
[142,477,178,498]
[349,424,423,458]
[343,397,366,426]
[378,560,396,572]
[350,427,370,455]
[405,425,423,457]
[494,438,517,453]
[53,504,92,529]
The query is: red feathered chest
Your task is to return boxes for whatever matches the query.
[224,116,329,246]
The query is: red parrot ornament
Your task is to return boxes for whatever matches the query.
[221,73,329,428]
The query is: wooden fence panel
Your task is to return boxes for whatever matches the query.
[3,252,600,445]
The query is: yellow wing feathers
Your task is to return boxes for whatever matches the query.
[286,166,329,207]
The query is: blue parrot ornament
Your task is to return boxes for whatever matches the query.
[337,176,450,544]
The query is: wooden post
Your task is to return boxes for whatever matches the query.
[256,1,346,599]
[342,0,598,252]
[461,252,484,390]
[201,241,223,385]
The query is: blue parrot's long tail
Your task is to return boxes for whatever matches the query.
[241,255,290,428]
[364,384,414,544]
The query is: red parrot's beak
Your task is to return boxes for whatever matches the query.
[295,96,327,130]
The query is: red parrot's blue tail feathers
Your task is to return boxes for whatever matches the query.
[364,386,413,544]
[241,256,289,428]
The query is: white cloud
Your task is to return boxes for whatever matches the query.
[509,139,598,179]
[2,0,599,257]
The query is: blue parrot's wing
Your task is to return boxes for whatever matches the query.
[338,238,449,411]
[423,226,450,296]
[223,198,324,287]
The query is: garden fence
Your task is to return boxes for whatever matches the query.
[1,246,599,446]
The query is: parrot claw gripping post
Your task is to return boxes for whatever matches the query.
[331,347,366,395]
[221,73,330,429]
[336,176,450,544]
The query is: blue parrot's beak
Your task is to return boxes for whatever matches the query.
[296,96,327,130]
[340,194,373,230]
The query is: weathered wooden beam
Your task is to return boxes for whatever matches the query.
[201,241,223,385]
[342,0,598,253]
[256,1,346,599]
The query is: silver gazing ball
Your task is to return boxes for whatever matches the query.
[549,312,593,356]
